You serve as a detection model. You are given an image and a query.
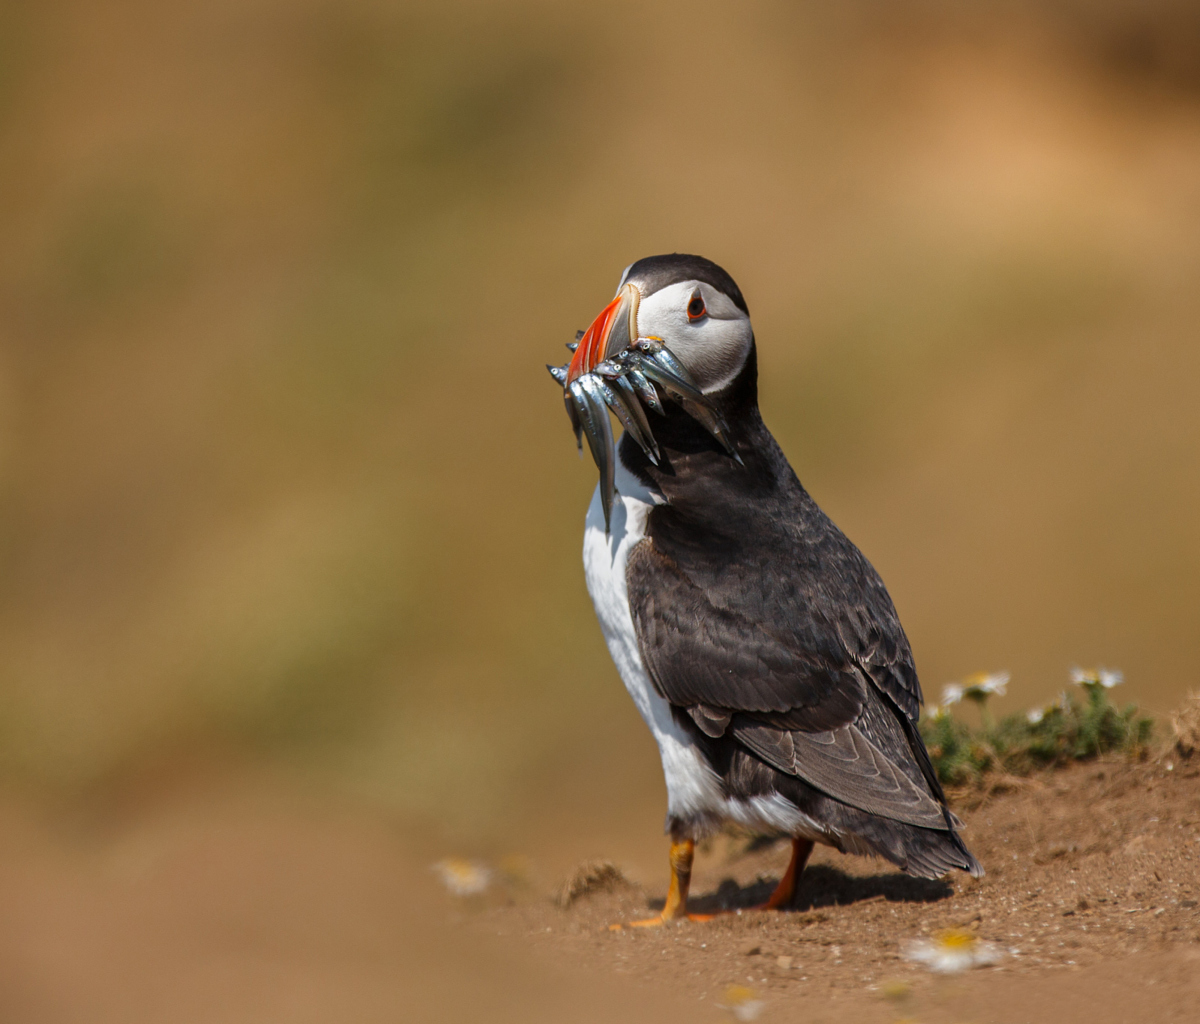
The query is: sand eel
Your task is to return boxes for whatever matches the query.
[548,254,982,927]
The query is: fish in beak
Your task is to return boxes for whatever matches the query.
[547,284,741,533]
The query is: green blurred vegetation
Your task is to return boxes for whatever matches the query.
[0,0,1198,842]
[921,686,1155,787]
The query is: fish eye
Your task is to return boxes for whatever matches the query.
[686,295,707,321]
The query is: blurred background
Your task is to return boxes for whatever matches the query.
[1,0,1199,1016]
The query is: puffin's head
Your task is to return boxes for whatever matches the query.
[567,254,753,394]
[549,254,750,533]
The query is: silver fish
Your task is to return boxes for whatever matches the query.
[636,337,693,386]
[625,368,665,415]
[603,375,660,465]
[678,396,742,464]
[570,376,616,530]
[552,329,742,532]
[628,352,706,404]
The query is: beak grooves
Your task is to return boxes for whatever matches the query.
[567,283,639,384]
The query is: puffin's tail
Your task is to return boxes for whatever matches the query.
[839,808,984,880]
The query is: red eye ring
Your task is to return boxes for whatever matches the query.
[687,295,706,321]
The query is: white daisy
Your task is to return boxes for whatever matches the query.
[1027,707,1045,725]
[904,929,1003,973]
[1070,666,1124,690]
[719,985,764,1021]
[432,858,492,896]
[963,671,1009,699]
[941,684,964,707]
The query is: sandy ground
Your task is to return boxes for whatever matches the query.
[0,777,693,1024]
[0,756,1196,1023]
[484,756,1200,1023]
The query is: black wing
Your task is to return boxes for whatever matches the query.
[626,500,953,831]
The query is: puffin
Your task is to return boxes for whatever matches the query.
[547,254,982,927]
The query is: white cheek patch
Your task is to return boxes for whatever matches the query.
[635,280,753,394]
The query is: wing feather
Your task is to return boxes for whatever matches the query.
[732,721,949,828]
[626,505,950,828]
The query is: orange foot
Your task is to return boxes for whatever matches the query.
[745,838,814,912]
[609,911,716,931]
[607,837,815,930]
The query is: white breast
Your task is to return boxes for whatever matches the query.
[581,447,834,842]
[581,453,727,828]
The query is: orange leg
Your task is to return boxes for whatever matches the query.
[613,838,714,929]
[752,837,814,911]
[660,837,694,920]
[609,835,814,931]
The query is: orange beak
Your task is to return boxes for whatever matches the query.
[566,282,640,383]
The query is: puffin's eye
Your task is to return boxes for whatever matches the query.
[687,295,707,321]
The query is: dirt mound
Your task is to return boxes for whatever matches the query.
[1171,692,1200,759]
[479,755,1200,1022]
[555,861,631,908]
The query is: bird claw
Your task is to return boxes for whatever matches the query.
[550,330,741,532]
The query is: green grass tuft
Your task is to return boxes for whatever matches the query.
[920,686,1154,787]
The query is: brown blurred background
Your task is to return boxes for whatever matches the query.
[0,0,1199,1016]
